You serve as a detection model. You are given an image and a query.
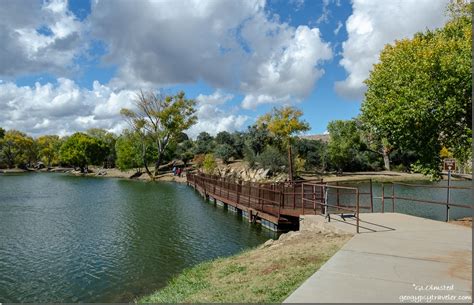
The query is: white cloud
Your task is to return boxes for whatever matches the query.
[0,80,247,138]
[89,0,332,109]
[189,91,248,138]
[0,79,135,136]
[240,25,332,109]
[0,0,335,136]
[335,0,449,100]
[0,0,83,77]
[196,90,234,106]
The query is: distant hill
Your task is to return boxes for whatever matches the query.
[299,134,329,142]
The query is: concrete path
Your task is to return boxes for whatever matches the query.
[285,213,472,303]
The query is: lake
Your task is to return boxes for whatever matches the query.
[0,173,275,303]
[330,179,472,221]
[0,173,471,302]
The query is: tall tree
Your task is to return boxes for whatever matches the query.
[361,1,472,178]
[257,107,310,181]
[115,130,144,172]
[193,131,214,155]
[121,91,197,179]
[86,128,117,168]
[37,135,61,167]
[327,120,362,173]
[0,130,33,168]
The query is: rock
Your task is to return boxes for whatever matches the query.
[261,239,274,248]
[96,169,107,176]
[278,230,301,242]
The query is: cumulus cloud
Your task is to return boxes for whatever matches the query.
[240,22,332,109]
[188,91,248,138]
[0,79,135,136]
[89,0,332,109]
[335,0,449,100]
[0,0,83,78]
[196,90,234,106]
[0,0,335,136]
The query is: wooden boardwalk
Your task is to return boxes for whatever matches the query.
[186,173,371,231]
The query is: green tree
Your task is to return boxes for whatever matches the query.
[121,91,197,179]
[327,120,362,173]
[215,131,234,146]
[0,130,33,168]
[214,144,234,164]
[294,138,328,171]
[59,132,108,172]
[255,145,287,174]
[115,130,143,171]
[0,127,5,139]
[257,107,310,180]
[244,124,272,156]
[361,1,472,178]
[86,128,117,168]
[231,131,246,159]
[37,135,61,167]
[194,132,214,155]
[175,138,194,167]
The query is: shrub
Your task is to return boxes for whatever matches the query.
[243,145,256,168]
[255,146,287,173]
[202,154,217,174]
[214,144,234,164]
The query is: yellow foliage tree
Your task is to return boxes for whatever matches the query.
[257,107,310,181]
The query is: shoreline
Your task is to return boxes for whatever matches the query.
[137,229,352,303]
[2,167,470,183]
[0,167,188,183]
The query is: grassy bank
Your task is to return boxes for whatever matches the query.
[138,231,351,303]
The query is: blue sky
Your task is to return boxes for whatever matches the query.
[0,0,449,137]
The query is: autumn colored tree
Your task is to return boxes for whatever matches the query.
[257,106,310,181]
[0,130,35,168]
[37,135,61,167]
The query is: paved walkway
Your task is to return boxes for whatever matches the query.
[285,213,472,303]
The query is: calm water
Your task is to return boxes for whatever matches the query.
[330,180,473,221]
[0,173,275,303]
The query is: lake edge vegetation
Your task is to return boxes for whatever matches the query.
[137,231,352,303]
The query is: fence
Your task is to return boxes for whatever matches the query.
[376,181,472,221]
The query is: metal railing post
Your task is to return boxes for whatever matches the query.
[446,170,451,222]
[391,183,395,212]
[381,183,385,213]
[369,179,374,213]
[356,189,360,233]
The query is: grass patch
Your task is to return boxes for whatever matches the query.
[138,231,351,303]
